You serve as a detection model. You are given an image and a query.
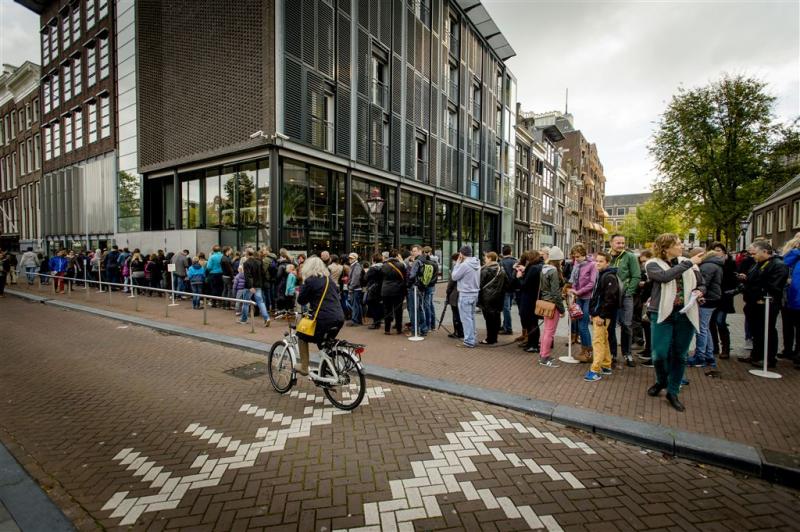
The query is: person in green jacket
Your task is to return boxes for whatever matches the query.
[608,234,641,367]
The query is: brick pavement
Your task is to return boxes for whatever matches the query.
[8,282,800,457]
[1,296,799,531]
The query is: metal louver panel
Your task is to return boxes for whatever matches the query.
[338,0,350,15]
[302,0,316,66]
[357,29,369,96]
[370,106,383,168]
[285,0,301,57]
[337,13,351,82]
[393,0,402,51]
[284,58,303,139]
[318,1,334,76]
[431,34,439,86]
[405,65,414,125]
[358,0,369,28]
[379,0,391,47]
[429,137,438,185]
[336,88,351,156]
[405,121,415,180]
[414,74,422,127]
[406,10,415,67]
[391,114,402,173]
[369,0,378,35]
[356,97,368,162]
[422,29,430,79]
[430,82,438,135]
[392,55,402,114]
[422,79,430,130]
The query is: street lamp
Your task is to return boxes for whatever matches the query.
[366,187,385,256]
[740,218,751,250]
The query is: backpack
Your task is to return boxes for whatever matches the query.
[266,257,278,282]
[612,273,625,308]
[418,257,437,289]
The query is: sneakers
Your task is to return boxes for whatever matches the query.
[538,357,559,368]
[624,354,635,367]
[264,319,270,327]
[500,330,514,335]
[641,360,655,368]
[601,367,613,375]
[584,371,602,382]
[744,339,753,350]
[686,357,705,368]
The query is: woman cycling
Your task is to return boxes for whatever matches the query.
[296,256,345,347]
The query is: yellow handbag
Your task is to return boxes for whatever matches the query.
[297,276,329,337]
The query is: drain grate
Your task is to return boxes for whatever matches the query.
[224,362,267,380]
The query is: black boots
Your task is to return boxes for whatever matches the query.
[666,393,685,412]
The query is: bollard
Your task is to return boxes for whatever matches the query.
[108,284,113,306]
[408,286,424,342]
[135,287,139,312]
[559,294,580,365]
[203,297,208,325]
[749,295,782,379]
[250,304,255,334]
[53,276,57,295]
[165,293,170,317]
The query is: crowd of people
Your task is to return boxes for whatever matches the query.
[1,230,798,413]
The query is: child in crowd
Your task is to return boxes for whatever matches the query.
[233,265,248,318]
[187,258,206,309]
[584,251,621,382]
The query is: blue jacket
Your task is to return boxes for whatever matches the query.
[784,249,800,310]
[207,252,223,274]
[187,264,206,284]
[49,256,68,273]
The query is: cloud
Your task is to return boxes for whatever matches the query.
[0,1,40,67]
[485,0,800,195]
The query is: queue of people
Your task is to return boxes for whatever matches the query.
[2,229,798,415]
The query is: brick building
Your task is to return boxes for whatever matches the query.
[750,174,800,250]
[0,62,41,253]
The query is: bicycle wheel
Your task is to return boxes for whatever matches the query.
[321,350,366,410]
[268,342,295,393]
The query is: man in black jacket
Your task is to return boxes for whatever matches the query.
[585,251,621,381]
[741,240,789,368]
[240,249,271,327]
[500,245,518,335]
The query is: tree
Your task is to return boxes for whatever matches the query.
[616,198,684,249]
[649,75,800,247]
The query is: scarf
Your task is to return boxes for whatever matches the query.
[649,257,699,331]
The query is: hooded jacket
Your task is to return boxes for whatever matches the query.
[539,264,565,313]
[590,267,621,319]
[380,258,406,298]
[784,248,800,310]
[207,251,223,274]
[610,249,641,297]
[500,255,518,292]
[478,263,508,311]
[698,255,724,307]
[19,251,39,269]
[451,256,480,297]
[571,258,597,299]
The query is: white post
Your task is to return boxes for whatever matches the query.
[168,264,179,306]
[749,295,782,379]
[559,293,580,364]
[409,286,424,342]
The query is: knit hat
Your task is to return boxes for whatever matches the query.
[348,252,358,261]
[548,246,565,261]
[459,245,473,257]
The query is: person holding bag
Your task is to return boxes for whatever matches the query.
[537,246,566,367]
[478,252,508,345]
[294,256,345,374]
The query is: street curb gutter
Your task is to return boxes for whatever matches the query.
[8,290,798,490]
[0,442,75,532]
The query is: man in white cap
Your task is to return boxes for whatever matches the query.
[451,245,481,348]
[347,253,364,326]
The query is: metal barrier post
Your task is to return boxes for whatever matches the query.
[408,286,424,342]
[250,303,255,334]
[203,297,208,325]
[134,285,140,312]
[108,283,113,305]
[165,293,170,317]
[749,295,782,379]
[52,275,57,295]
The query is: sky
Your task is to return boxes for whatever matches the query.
[485,0,800,194]
[1,0,798,195]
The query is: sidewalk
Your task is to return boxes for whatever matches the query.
[7,282,800,459]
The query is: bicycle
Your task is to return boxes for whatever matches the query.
[267,311,367,410]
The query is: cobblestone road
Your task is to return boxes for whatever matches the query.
[1,297,799,531]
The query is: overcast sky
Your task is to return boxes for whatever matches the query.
[2,0,798,195]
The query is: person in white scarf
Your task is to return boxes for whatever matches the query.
[644,233,705,412]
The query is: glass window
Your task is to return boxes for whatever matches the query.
[100,94,110,138]
[61,13,71,51]
[19,143,26,175]
[63,63,72,101]
[181,176,201,229]
[256,159,270,248]
[117,170,141,232]
[87,100,97,143]
[462,207,480,255]
[238,162,257,228]
[221,165,238,227]
[52,121,61,158]
[63,114,72,152]
[399,189,432,249]
[86,43,96,87]
[205,168,220,228]
[43,127,51,161]
[71,6,80,43]
[10,111,15,139]
[42,30,50,65]
[49,23,58,59]
[86,0,95,30]
[98,35,109,80]
[98,0,108,19]
[351,177,395,260]
[72,56,81,95]
[34,134,41,169]
[310,91,334,152]
[26,138,32,174]
[73,108,83,149]
[32,99,39,122]
[793,200,800,229]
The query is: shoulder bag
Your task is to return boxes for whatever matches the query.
[534,270,556,319]
[297,276,330,337]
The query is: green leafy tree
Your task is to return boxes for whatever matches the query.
[649,75,800,247]
[616,198,684,248]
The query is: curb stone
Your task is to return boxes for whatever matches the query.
[7,289,799,490]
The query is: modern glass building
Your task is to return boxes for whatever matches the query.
[126,0,515,268]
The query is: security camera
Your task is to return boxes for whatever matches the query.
[249,130,264,139]
[274,132,290,140]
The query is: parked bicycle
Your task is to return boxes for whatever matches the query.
[268,311,367,410]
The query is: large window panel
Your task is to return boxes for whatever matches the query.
[256,159,270,249]
[181,174,201,229]
[238,162,257,228]
[205,168,220,228]
[220,165,238,228]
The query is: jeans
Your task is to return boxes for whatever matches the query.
[24,266,36,284]
[609,295,634,357]
[502,293,515,332]
[240,288,270,323]
[577,298,592,347]
[422,286,435,333]
[458,294,478,347]
[540,313,561,358]
[651,310,694,396]
[235,288,249,316]
[709,308,730,355]
[351,288,364,324]
[191,283,203,308]
[693,307,716,365]
[222,276,233,307]
[591,318,612,373]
